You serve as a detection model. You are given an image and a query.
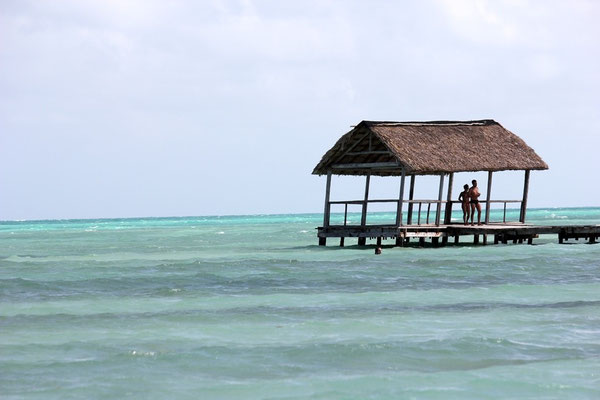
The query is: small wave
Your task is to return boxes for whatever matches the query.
[130,350,156,357]
[299,230,309,233]
[546,213,568,220]
[217,231,225,235]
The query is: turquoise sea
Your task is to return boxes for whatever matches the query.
[1,208,599,399]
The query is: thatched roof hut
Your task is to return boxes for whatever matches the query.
[313,120,548,176]
[313,120,549,238]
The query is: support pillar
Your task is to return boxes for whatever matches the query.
[520,170,530,223]
[396,168,406,226]
[485,171,493,225]
[361,174,371,227]
[323,171,332,228]
[319,171,332,246]
[407,175,415,225]
[444,172,454,225]
[435,173,445,226]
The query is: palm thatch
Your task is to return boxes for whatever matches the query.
[312,120,548,176]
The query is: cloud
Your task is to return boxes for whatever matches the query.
[438,0,522,46]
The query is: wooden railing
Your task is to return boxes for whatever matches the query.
[485,200,523,223]
[325,198,523,227]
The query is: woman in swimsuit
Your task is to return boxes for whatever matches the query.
[469,179,482,225]
[458,184,470,225]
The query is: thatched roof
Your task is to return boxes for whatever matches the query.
[312,120,548,176]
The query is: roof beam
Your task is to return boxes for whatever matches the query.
[333,132,370,164]
[331,162,401,169]
[344,150,392,156]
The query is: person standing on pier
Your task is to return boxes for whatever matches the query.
[469,180,482,225]
[458,184,471,225]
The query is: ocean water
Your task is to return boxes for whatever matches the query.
[1,208,599,399]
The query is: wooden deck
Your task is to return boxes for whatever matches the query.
[317,223,600,246]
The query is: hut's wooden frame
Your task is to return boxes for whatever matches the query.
[314,120,548,245]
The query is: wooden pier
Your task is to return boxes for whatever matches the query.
[312,120,597,248]
[317,223,600,247]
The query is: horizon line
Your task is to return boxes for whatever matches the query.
[2,205,599,224]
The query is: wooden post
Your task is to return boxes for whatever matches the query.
[520,170,530,223]
[396,168,406,227]
[435,174,445,226]
[485,171,493,225]
[323,171,332,228]
[361,174,371,227]
[319,171,332,246]
[339,237,344,247]
[407,175,415,225]
[444,172,454,225]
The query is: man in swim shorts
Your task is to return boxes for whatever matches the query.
[469,179,482,225]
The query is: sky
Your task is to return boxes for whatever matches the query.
[1,0,599,220]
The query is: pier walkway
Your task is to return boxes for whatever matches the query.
[318,223,600,247]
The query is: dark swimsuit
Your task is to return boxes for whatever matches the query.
[470,199,479,204]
